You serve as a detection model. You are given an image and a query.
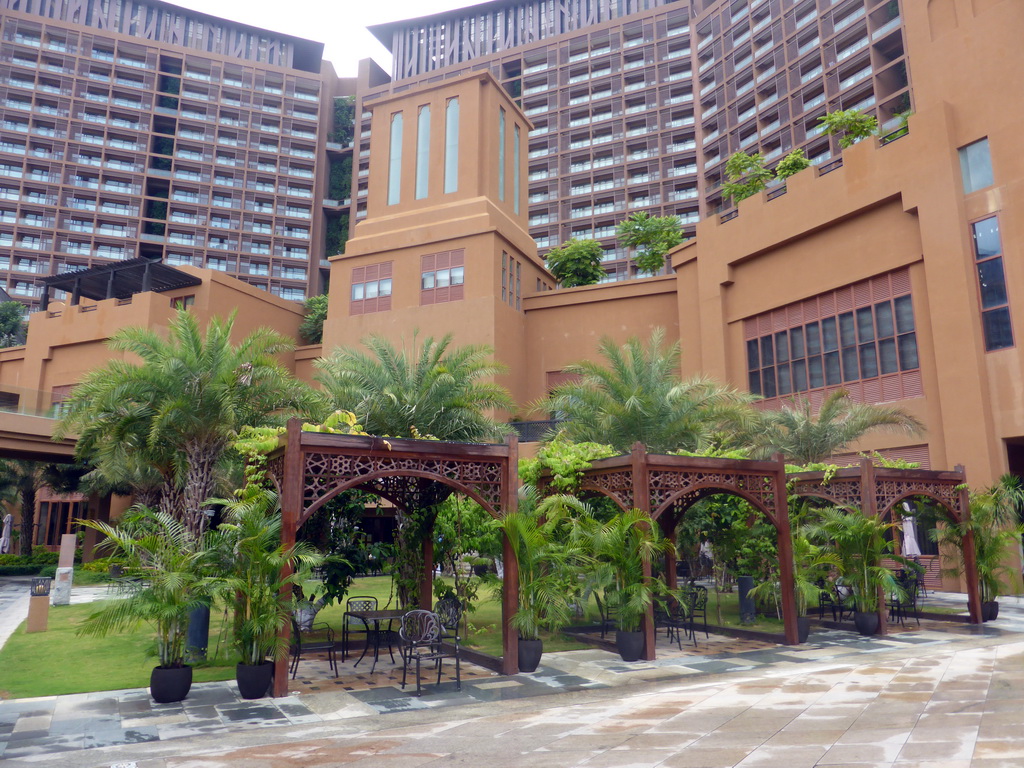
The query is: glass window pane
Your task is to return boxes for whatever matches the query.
[421,271,435,290]
[497,107,506,202]
[436,268,451,287]
[775,331,789,363]
[387,112,403,206]
[824,351,842,385]
[808,356,824,388]
[444,98,460,194]
[898,332,920,369]
[451,266,465,285]
[760,336,774,366]
[856,307,875,342]
[894,295,915,333]
[982,308,1014,351]
[514,123,521,215]
[789,327,805,358]
[841,346,859,381]
[839,312,856,347]
[748,369,761,395]
[747,338,760,369]
[859,343,878,378]
[365,280,378,299]
[977,258,1008,309]
[805,322,821,355]
[379,278,392,296]
[791,358,807,392]
[959,138,994,194]
[415,105,430,200]
[777,363,791,395]
[878,338,898,374]
[821,317,838,352]
[875,302,894,338]
[761,366,776,397]
[351,283,364,300]
[972,217,1001,259]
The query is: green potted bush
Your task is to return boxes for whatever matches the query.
[78,509,209,703]
[496,489,590,673]
[809,507,902,636]
[209,486,324,699]
[583,509,678,661]
[935,475,1024,621]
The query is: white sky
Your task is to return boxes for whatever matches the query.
[167,0,475,78]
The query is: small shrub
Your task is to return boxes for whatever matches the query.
[0,565,42,576]
[30,546,59,565]
[0,554,29,566]
[37,565,57,579]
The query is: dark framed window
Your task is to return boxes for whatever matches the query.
[971,216,1014,351]
[350,262,393,315]
[745,274,919,399]
[421,249,465,305]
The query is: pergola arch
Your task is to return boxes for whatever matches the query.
[301,469,501,525]
[562,443,800,656]
[788,459,981,625]
[264,420,520,696]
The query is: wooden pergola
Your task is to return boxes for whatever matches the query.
[788,458,981,626]
[570,444,800,656]
[265,420,520,697]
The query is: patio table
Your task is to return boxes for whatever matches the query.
[346,608,405,672]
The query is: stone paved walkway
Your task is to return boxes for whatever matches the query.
[2,578,1023,767]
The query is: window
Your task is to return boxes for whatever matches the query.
[444,98,459,194]
[350,262,393,315]
[498,107,506,202]
[170,295,195,310]
[513,123,521,215]
[421,249,465,305]
[415,105,430,200]
[959,138,994,194]
[501,251,523,310]
[745,270,921,402]
[971,216,1014,350]
[388,112,403,206]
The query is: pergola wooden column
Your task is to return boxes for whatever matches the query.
[265,420,519,697]
[788,458,981,627]
[573,445,800,657]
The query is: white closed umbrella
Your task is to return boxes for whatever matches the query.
[0,513,12,554]
[901,515,922,558]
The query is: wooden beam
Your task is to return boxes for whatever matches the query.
[272,419,303,698]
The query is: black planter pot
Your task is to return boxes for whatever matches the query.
[615,630,644,662]
[797,616,811,643]
[236,661,274,699]
[853,611,880,637]
[517,638,543,673]
[982,600,1000,622]
[150,665,192,703]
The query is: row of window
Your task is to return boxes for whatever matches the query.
[747,287,919,400]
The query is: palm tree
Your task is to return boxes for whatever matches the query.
[55,310,311,535]
[542,329,755,454]
[0,460,42,554]
[314,333,514,441]
[751,389,924,465]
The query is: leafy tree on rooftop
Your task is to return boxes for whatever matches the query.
[616,212,684,275]
[544,238,605,288]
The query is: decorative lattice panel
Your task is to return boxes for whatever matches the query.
[790,478,864,510]
[875,478,964,521]
[649,469,780,526]
[579,470,635,512]
[302,452,505,515]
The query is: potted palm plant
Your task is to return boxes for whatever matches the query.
[935,475,1024,621]
[809,507,902,636]
[78,509,209,703]
[209,485,324,699]
[583,509,678,661]
[497,488,590,673]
